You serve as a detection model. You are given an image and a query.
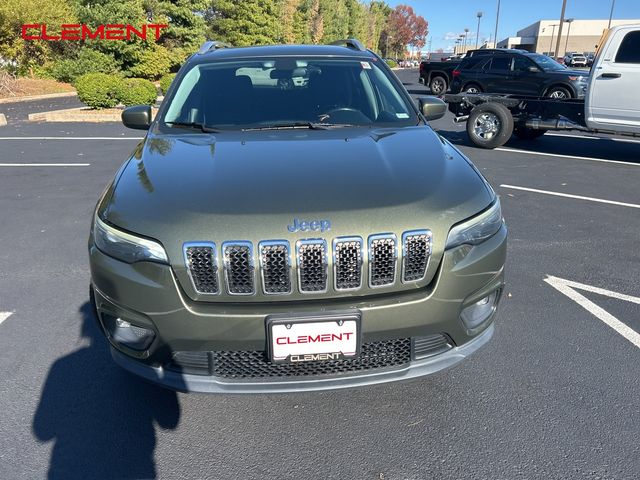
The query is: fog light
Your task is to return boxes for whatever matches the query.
[460,290,500,330]
[103,315,155,351]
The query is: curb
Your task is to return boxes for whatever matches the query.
[29,106,158,123]
[0,113,6,127]
[0,91,77,105]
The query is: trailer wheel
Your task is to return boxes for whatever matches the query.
[513,127,547,140]
[429,76,447,95]
[466,103,514,149]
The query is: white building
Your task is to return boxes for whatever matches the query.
[497,19,640,56]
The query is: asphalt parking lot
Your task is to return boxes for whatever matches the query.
[0,69,638,479]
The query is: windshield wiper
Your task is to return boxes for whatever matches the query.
[165,121,220,133]
[242,121,355,131]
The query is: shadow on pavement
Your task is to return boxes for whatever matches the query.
[32,302,182,480]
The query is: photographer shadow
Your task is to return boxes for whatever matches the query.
[33,302,181,480]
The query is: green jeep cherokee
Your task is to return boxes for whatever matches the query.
[89,39,507,393]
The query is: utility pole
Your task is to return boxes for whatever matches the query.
[608,0,616,29]
[476,12,483,49]
[494,0,501,48]
[564,18,574,55]
[554,0,568,59]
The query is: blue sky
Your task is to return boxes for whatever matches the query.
[387,0,639,52]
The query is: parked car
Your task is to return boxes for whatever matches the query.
[450,49,588,99]
[564,52,587,67]
[419,49,526,94]
[445,24,640,148]
[585,52,595,67]
[90,38,507,393]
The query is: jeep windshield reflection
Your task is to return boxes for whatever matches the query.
[161,57,418,131]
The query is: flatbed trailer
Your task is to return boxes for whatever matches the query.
[444,93,591,149]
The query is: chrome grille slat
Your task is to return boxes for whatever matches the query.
[183,242,219,295]
[333,237,363,290]
[296,239,328,293]
[368,234,397,287]
[223,242,255,295]
[402,230,432,283]
[259,241,292,295]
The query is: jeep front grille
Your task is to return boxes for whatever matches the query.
[333,237,363,290]
[297,239,328,293]
[259,241,291,295]
[184,229,432,297]
[223,242,255,295]
[184,243,219,294]
[402,230,432,282]
[368,234,397,287]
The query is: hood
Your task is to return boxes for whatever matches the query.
[550,68,589,77]
[102,126,493,300]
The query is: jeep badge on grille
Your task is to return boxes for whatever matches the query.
[287,218,331,233]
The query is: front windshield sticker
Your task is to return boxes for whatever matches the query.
[396,113,409,118]
[361,61,371,69]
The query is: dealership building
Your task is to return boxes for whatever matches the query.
[496,19,640,56]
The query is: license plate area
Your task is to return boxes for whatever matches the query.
[267,312,361,363]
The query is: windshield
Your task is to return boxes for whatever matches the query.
[528,54,566,71]
[161,57,418,130]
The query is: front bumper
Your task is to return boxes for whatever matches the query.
[90,225,507,393]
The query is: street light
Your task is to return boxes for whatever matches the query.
[494,0,501,49]
[608,0,616,29]
[476,12,483,49]
[564,18,574,56]
[464,28,470,52]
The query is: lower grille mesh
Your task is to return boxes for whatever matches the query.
[210,338,411,379]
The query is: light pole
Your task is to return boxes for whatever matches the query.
[608,0,616,29]
[554,0,568,60]
[464,28,470,52]
[476,12,483,49]
[564,18,574,56]
[459,35,465,54]
[494,0,501,49]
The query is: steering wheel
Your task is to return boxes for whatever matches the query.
[321,107,369,124]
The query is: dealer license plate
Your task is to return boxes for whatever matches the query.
[268,313,360,363]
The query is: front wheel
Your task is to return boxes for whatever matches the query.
[546,86,572,99]
[513,127,547,140]
[466,102,514,149]
[429,76,447,95]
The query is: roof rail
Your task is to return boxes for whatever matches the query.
[329,38,366,52]
[197,40,233,55]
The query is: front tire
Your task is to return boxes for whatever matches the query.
[429,76,447,95]
[466,102,514,149]
[513,127,547,140]
[546,86,572,99]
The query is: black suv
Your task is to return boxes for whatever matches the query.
[450,49,589,99]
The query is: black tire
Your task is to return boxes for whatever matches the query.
[429,76,447,95]
[513,127,547,140]
[466,102,514,149]
[464,83,483,94]
[546,86,572,99]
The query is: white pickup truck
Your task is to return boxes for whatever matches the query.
[445,24,640,148]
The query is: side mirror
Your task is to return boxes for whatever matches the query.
[122,105,152,130]
[417,96,447,121]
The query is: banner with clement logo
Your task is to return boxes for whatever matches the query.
[21,24,168,41]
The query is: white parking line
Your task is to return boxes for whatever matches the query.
[0,163,90,167]
[0,312,12,326]
[0,137,142,140]
[546,132,640,144]
[500,184,640,209]
[545,276,640,349]
[495,147,640,167]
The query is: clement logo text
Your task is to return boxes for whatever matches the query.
[21,24,168,41]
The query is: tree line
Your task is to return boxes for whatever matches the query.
[0,0,427,81]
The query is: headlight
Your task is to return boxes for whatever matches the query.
[445,198,503,249]
[94,215,168,264]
